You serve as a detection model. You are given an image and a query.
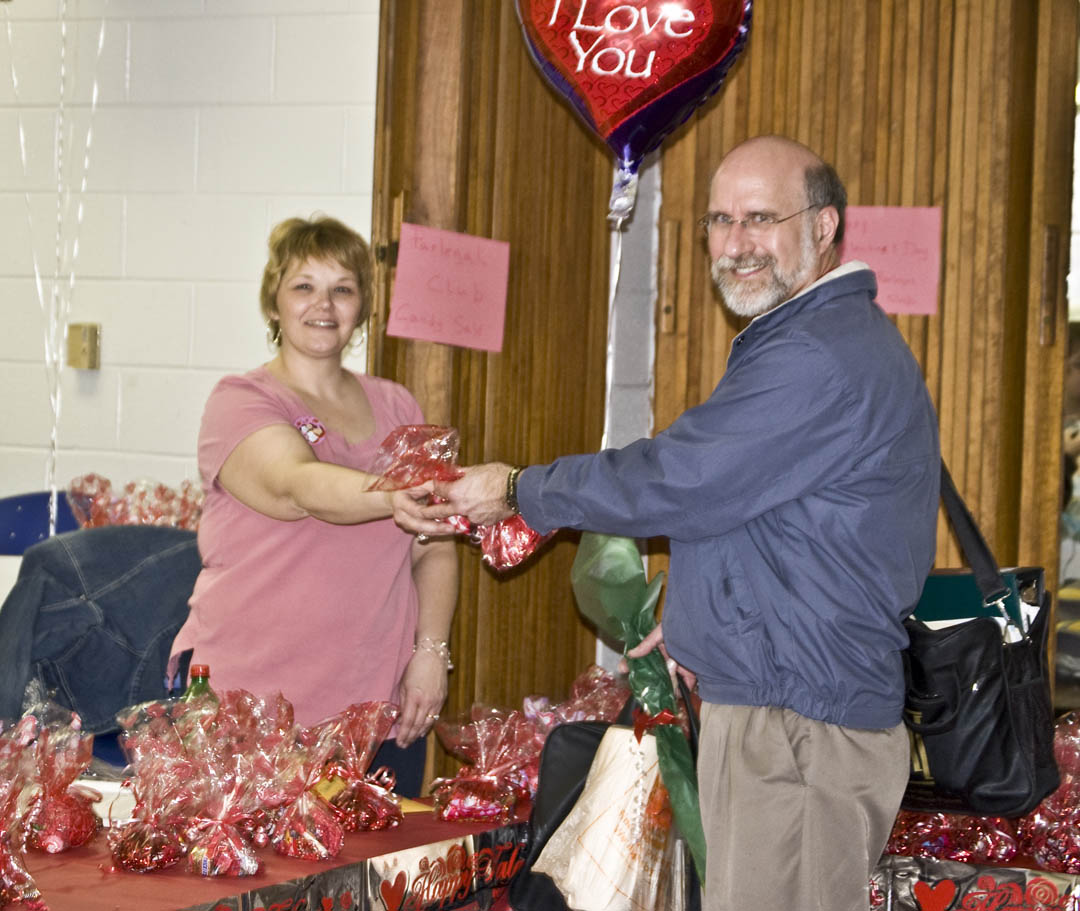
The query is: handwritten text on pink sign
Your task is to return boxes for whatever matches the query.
[841,206,941,316]
[387,223,510,352]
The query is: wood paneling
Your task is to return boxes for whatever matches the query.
[372,1,612,780]
[371,0,1077,781]
[651,0,1076,586]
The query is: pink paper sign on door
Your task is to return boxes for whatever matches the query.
[840,206,942,315]
[387,223,510,352]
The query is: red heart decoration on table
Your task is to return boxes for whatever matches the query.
[913,879,957,911]
[379,870,408,911]
[516,0,751,168]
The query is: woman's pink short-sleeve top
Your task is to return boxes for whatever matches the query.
[170,366,424,727]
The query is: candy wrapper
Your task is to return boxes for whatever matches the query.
[0,717,47,910]
[886,809,1018,864]
[432,709,546,821]
[68,473,203,530]
[23,704,101,853]
[367,425,554,571]
[310,702,402,832]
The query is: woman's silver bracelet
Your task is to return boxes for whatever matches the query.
[414,636,453,670]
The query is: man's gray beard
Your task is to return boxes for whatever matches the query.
[710,228,818,319]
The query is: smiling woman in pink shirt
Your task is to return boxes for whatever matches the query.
[169,216,457,795]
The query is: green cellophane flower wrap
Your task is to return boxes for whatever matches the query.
[570,532,706,880]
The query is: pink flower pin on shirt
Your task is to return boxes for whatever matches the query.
[294,416,326,446]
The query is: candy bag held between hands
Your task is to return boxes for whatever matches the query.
[367,424,554,571]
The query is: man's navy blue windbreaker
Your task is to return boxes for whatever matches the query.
[518,264,940,729]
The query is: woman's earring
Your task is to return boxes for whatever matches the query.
[266,319,282,350]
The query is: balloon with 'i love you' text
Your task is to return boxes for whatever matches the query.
[515,0,752,224]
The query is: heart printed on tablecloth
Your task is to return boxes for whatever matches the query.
[913,878,958,911]
[379,869,408,911]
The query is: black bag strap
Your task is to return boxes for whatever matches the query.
[940,462,1012,608]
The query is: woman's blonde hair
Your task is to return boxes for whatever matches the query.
[260,215,374,336]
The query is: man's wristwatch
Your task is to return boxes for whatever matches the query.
[505,465,524,514]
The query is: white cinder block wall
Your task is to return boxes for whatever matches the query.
[0,0,380,499]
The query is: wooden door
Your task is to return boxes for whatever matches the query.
[370,1,615,779]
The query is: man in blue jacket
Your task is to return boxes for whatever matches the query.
[396,134,940,911]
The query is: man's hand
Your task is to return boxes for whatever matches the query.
[621,623,697,693]
[432,462,517,527]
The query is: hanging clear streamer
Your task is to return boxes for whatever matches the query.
[6,2,105,535]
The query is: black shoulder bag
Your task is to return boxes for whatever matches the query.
[902,463,1059,818]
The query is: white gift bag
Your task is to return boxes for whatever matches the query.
[533,725,676,911]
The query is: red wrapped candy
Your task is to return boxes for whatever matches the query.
[1017,711,1080,871]
[886,809,1017,864]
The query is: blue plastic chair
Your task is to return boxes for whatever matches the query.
[0,491,80,556]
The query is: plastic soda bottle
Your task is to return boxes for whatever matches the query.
[180,664,219,706]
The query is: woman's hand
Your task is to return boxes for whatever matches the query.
[395,647,449,747]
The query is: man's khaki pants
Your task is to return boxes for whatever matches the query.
[698,702,909,911]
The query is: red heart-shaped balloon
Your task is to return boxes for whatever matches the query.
[516,0,751,169]
[913,878,958,911]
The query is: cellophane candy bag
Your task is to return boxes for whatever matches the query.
[23,704,101,853]
[67,473,203,530]
[432,708,546,821]
[109,700,200,872]
[1018,711,1080,871]
[367,425,554,571]
[269,726,344,861]
[183,753,262,877]
[217,690,298,849]
[524,665,631,733]
[886,809,1018,864]
[311,702,402,832]
[0,717,47,910]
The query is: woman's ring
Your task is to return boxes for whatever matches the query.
[416,533,429,543]
[427,713,439,721]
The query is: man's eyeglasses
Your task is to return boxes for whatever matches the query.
[697,205,818,239]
